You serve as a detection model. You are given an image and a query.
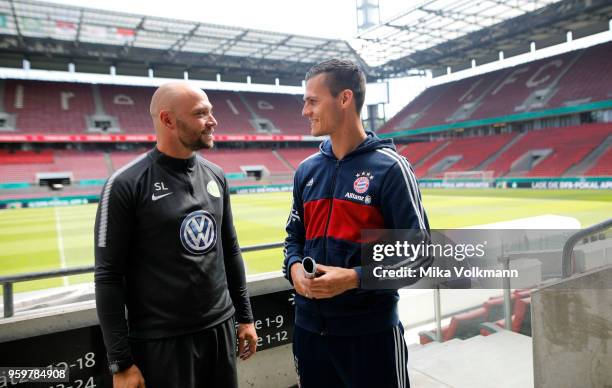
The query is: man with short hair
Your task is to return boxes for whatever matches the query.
[95,82,257,388]
[283,59,431,388]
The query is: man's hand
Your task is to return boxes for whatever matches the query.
[309,264,359,299]
[290,262,314,298]
[237,322,258,360]
[113,364,145,388]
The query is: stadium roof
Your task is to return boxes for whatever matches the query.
[0,0,611,83]
[0,0,369,83]
[355,0,612,78]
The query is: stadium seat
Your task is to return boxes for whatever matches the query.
[480,297,531,337]
[487,124,611,177]
[276,148,318,170]
[415,133,515,177]
[0,150,108,183]
[419,306,488,344]
[4,80,95,133]
[584,145,612,176]
[240,91,308,134]
[2,81,309,135]
[378,41,612,134]
[398,140,448,168]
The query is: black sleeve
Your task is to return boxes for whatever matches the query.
[220,176,254,323]
[94,176,134,364]
[282,170,305,284]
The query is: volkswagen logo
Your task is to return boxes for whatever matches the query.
[180,210,217,255]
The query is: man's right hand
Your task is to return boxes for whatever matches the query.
[290,262,314,298]
[113,364,145,388]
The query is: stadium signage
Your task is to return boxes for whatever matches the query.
[0,290,294,387]
[0,134,309,143]
[419,178,612,190]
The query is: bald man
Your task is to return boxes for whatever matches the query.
[94,82,257,388]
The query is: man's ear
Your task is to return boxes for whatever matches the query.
[160,110,173,129]
[340,89,354,109]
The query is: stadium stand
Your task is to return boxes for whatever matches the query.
[420,290,533,344]
[378,41,612,134]
[206,90,260,134]
[415,133,515,177]
[480,297,532,337]
[0,150,107,183]
[109,148,294,176]
[2,81,307,135]
[99,85,154,133]
[276,148,318,170]
[0,148,299,184]
[419,307,489,344]
[379,87,446,133]
[416,71,506,129]
[202,149,292,174]
[486,124,611,177]
[397,124,611,178]
[584,146,612,176]
[3,80,95,133]
[399,140,448,166]
[470,51,578,121]
[547,42,612,107]
[241,92,307,134]
[109,150,149,172]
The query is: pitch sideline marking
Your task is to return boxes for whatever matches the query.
[54,207,69,286]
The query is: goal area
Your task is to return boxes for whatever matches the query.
[442,170,494,183]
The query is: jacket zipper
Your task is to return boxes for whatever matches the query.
[323,159,341,260]
[318,159,340,336]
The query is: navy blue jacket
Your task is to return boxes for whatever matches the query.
[283,132,430,336]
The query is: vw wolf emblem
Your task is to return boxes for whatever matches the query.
[180,210,217,255]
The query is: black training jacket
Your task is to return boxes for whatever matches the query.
[94,147,253,364]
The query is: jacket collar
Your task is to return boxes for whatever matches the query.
[151,147,196,171]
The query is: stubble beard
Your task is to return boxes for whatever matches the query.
[177,120,213,151]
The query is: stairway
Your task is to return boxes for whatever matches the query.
[271,149,295,172]
[407,330,533,388]
[564,134,612,176]
[103,152,115,174]
[477,132,525,171]
[414,141,450,169]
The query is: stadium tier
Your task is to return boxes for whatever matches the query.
[413,133,516,177]
[0,81,307,135]
[0,149,106,182]
[584,146,612,176]
[0,148,305,184]
[200,149,292,174]
[276,148,318,169]
[379,41,612,134]
[241,92,307,134]
[206,90,260,134]
[99,85,154,133]
[402,123,611,178]
[485,123,611,177]
[398,140,448,166]
[3,80,96,133]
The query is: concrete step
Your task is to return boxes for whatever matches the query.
[477,132,525,171]
[564,134,612,176]
[408,331,533,388]
[409,369,454,387]
[407,338,465,360]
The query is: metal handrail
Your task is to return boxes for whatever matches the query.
[562,218,612,278]
[431,221,612,340]
[0,242,285,318]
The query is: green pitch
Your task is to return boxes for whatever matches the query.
[0,189,610,293]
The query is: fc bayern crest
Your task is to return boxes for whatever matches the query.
[353,171,373,194]
[180,210,217,255]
